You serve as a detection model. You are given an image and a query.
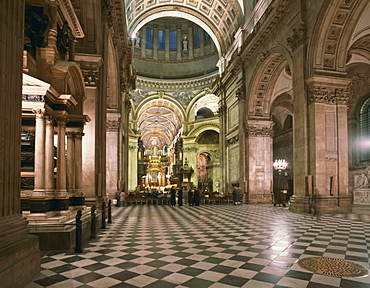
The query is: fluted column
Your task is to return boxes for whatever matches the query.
[47,3,58,49]
[66,131,75,196]
[45,115,55,196]
[56,118,68,197]
[32,108,46,196]
[0,1,40,287]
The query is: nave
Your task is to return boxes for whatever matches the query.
[26,205,370,288]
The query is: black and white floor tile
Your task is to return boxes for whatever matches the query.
[25,204,370,287]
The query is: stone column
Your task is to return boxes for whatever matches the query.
[218,98,227,194]
[246,120,274,203]
[47,2,58,49]
[177,25,182,60]
[66,131,75,196]
[141,28,146,58]
[188,25,194,59]
[286,23,311,213]
[200,28,204,56]
[74,131,84,197]
[106,119,120,196]
[165,26,170,60]
[236,85,247,201]
[32,108,46,197]
[0,1,40,286]
[56,118,68,198]
[153,25,158,60]
[45,115,55,196]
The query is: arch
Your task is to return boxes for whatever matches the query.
[309,0,370,75]
[188,123,219,140]
[196,107,214,120]
[107,35,120,109]
[247,52,289,117]
[130,10,225,56]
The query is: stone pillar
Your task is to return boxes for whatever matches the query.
[56,118,68,197]
[106,119,120,196]
[218,98,228,194]
[246,120,274,203]
[32,108,46,197]
[45,115,55,196]
[0,1,40,286]
[286,23,311,213]
[47,3,58,49]
[200,28,204,56]
[236,85,247,201]
[153,25,158,60]
[74,131,84,197]
[165,26,170,60]
[188,25,194,59]
[66,131,75,196]
[122,98,131,193]
[305,78,351,214]
[141,28,146,57]
[177,25,182,60]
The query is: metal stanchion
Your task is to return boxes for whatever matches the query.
[108,199,112,224]
[90,205,96,239]
[75,209,82,253]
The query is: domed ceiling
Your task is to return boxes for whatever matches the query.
[126,0,244,150]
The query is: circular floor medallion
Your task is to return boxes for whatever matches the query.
[297,257,369,278]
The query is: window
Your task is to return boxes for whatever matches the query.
[170,31,177,50]
[146,28,153,48]
[158,30,165,50]
[360,97,370,161]
[204,31,211,45]
[193,27,200,48]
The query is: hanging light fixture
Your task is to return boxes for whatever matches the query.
[273,159,288,172]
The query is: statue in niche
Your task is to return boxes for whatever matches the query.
[182,36,188,51]
[134,33,141,47]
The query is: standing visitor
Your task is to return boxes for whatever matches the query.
[177,188,183,206]
[170,186,176,206]
[188,187,194,206]
[194,187,200,206]
[232,186,241,205]
[119,191,127,207]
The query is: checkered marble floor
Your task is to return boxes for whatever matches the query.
[25,204,370,288]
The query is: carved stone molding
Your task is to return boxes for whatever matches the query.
[218,101,227,117]
[309,87,349,105]
[286,22,306,51]
[236,85,246,101]
[325,154,338,162]
[183,146,198,152]
[82,70,99,87]
[227,135,239,146]
[107,120,120,132]
[247,125,274,137]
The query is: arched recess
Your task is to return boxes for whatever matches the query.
[51,60,86,114]
[247,52,290,118]
[309,0,370,75]
[187,92,219,122]
[107,36,120,109]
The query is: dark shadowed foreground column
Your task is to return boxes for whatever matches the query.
[0,1,40,287]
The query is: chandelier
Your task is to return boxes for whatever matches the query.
[273,159,288,171]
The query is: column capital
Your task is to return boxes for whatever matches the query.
[308,86,350,105]
[286,22,306,51]
[246,120,274,137]
[56,117,68,126]
[32,108,46,118]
